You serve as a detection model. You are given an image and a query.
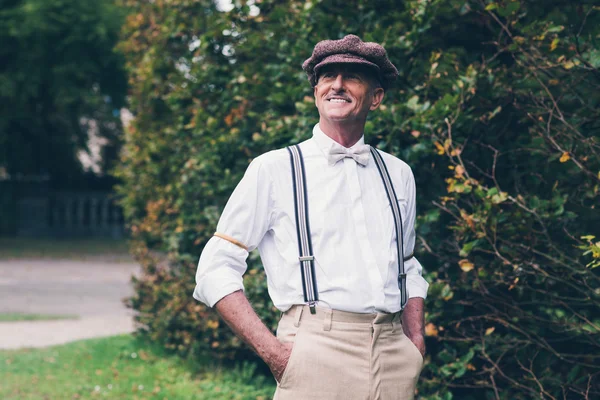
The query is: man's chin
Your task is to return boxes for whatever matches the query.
[323,112,352,122]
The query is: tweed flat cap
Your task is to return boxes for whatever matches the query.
[302,34,399,89]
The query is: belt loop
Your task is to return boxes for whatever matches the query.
[392,311,402,333]
[294,305,304,328]
[322,308,332,332]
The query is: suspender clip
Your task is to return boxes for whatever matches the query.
[398,273,407,278]
[308,301,317,314]
[299,255,314,262]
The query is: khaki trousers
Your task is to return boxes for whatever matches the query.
[273,305,424,400]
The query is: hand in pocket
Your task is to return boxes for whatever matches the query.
[270,341,294,383]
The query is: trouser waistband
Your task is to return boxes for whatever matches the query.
[283,305,403,331]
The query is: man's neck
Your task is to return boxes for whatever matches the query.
[319,118,365,148]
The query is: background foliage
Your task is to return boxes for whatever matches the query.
[0,0,128,235]
[0,0,127,184]
[116,0,600,398]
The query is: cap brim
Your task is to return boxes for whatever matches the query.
[314,53,381,77]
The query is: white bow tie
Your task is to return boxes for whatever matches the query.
[327,142,371,166]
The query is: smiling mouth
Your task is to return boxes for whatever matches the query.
[327,98,351,103]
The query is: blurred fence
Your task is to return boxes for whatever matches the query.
[0,180,124,238]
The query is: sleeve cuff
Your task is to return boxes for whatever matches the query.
[406,274,429,299]
[193,268,245,308]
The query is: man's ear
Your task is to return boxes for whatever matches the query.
[370,87,385,110]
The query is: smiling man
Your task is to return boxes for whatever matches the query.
[193,34,429,400]
[315,64,384,142]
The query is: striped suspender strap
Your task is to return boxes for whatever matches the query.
[287,145,319,314]
[370,147,408,309]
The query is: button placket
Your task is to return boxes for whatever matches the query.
[344,158,385,307]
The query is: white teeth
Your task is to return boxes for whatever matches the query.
[329,99,347,103]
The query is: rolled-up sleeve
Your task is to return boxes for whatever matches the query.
[403,168,429,299]
[193,157,274,307]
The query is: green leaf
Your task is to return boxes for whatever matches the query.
[406,95,421,111]
[460,240,479,257]
[547,25,565,33]
[497,1,520,16]
[487,187,499,196]
[491,191,508,204]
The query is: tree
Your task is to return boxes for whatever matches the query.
[0,0,127,187]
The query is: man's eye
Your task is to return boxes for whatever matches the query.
[346,73,360,80]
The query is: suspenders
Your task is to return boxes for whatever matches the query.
[287,145,319,314]
[286,144,411,312]
[370,147,408,309]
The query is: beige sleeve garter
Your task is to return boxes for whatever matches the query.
[213,232,249,251]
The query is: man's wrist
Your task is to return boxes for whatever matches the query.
[257,335,284,362]
[405,332,424,340]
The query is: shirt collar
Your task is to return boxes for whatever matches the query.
[312,124,366,157]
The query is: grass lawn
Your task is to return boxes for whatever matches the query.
[0,313,78,322]
[0,238,133,262]
[0,334,276,400]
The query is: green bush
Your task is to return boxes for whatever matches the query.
[116,1,600,398]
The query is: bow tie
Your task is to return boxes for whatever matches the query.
[327,142,371,166]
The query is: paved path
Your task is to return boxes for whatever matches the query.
[0,259,140,349]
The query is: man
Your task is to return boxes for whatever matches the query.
[193,34,429,400]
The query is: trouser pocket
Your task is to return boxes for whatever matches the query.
[277,325,305,388]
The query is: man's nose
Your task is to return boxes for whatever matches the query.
[331,74,345,91]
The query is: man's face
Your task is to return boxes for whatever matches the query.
[314,64,384,125]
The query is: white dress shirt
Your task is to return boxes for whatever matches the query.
[193,124,429,313]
